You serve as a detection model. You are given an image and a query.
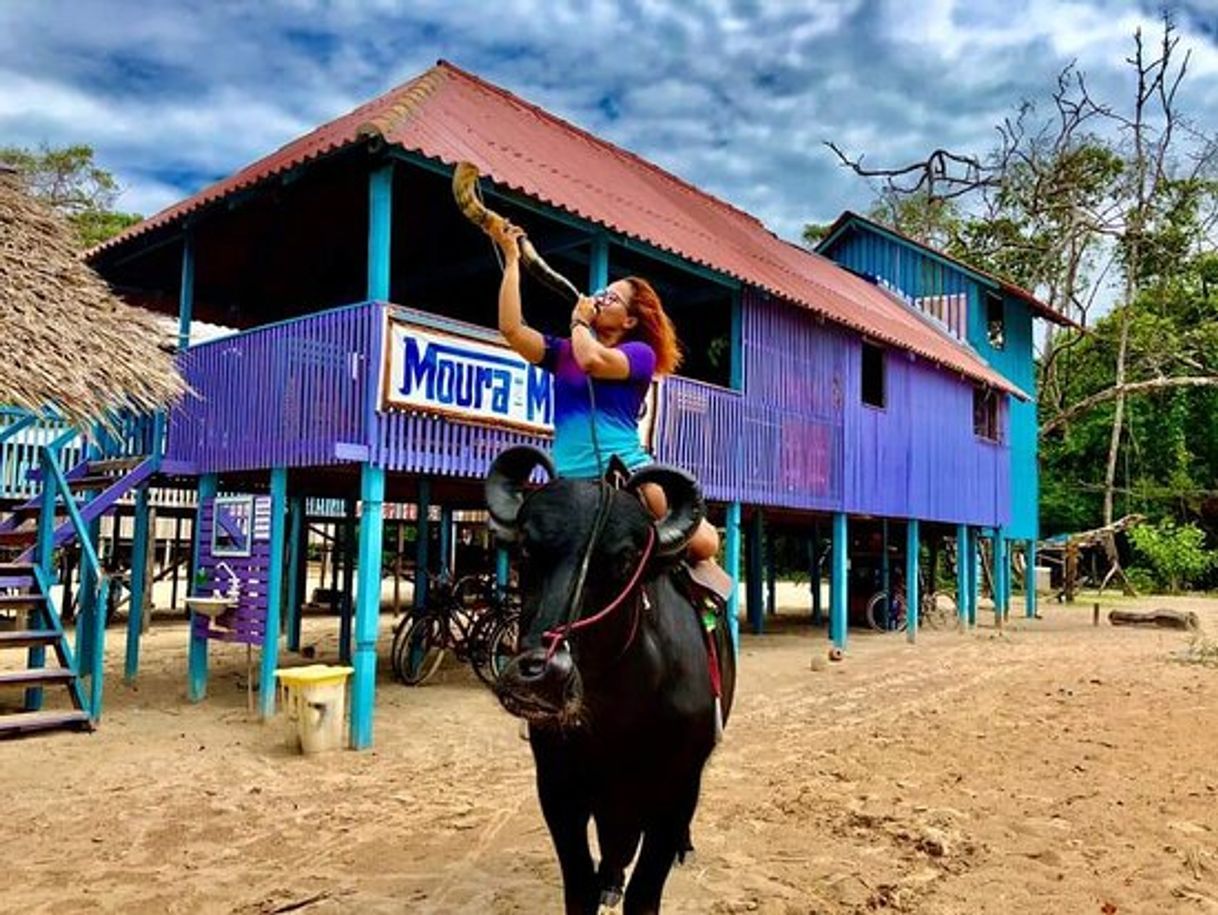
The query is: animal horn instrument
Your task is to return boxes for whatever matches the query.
[452,162,581,305]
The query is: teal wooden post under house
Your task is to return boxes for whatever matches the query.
[906,519,920,643]
[339,496,356,664]
[285,495,305,652]
[880,518,891,627]
[724,502,742,652]
[177,230,194,351]
[414,479,431,610]
[994,530,1008,623]
[351,463,385,750]
[1025,539,1038,618]
[367,163,393,300]
[76,517,101,675]
[259,467,288,719]
[968,527,980,627]
[188,473,218,701]
[746,509,764,634]
[809,525,823,624]
[439,505,454,575]
[765,528,777,616]
[955,524,969,629]
[495,547,510,598]
[830,512,848,650]
[123,484,152,681]
[589,234,609,291]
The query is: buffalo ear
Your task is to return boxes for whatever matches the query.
[625,464,705,557]
[485,446,556,542]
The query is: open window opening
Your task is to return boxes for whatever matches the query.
[861,341,886,408]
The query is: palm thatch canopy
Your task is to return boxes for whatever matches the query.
[0,166,184,426]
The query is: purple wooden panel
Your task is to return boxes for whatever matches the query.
[167,303,378,473]
[192,492,276,646]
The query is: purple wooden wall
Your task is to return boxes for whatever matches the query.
[191,496,272,647]
[655,290,1008,525]
[168,303,378,472]
[168,295,1008,525]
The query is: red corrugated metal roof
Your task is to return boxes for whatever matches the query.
[91,61,1023,396]
[818,211,1079,328]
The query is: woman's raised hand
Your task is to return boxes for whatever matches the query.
[488,217,525,262]
[571,295,597,329]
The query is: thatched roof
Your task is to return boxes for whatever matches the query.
[0,166,184,426]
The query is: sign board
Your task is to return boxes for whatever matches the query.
[381,315,660,449]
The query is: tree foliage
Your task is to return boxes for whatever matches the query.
[1128,518,1215,592]
[0,144,141,248]
[817,15,1218,575]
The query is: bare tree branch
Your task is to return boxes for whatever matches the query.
[1042,375,1218,435]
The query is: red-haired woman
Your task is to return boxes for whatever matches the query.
[491,222,724,581]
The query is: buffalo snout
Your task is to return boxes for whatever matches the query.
[495,646,583,725]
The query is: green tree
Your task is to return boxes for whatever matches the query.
[0,143,142,248]
[1128,519,1214,592]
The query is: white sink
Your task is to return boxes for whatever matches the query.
[185,596,237,619]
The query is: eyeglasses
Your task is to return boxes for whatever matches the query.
[593,288,628,310]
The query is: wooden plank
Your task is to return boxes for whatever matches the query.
[0,668,75,687]
[0,630,59,649]
[0,709,91,737]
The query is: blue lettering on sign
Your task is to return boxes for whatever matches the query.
[398,333,550,426]
[527,364,552,425]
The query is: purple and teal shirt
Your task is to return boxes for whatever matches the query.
[539,335,656,479]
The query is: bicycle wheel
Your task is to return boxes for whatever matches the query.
[485,614,520,683]
[865,590,907,632]
[920,590,957,629]
[392,612,446,686]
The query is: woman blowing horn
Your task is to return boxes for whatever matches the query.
[488,218,731,598]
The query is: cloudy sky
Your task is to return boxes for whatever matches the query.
[2,0,1217,243]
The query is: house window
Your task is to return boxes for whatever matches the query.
[973,387,1000,441]
[986,292,1005,349]
[861,342,885,408]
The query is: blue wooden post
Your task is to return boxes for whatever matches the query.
[367,163,393,300]
[177,230,194,351]
[881,518,891,627]
[123,484,152,682]
[765,525,777,617]
[414,479,431,610]
[285,495,305,652]
[351,463,385,750]
[906,519,920,643]
[439,505,454,576]
[76,517,101,675]
[589,234,609,291]
[956,524,969,629]
[1026,539,1038,618]
[339,496,356,664]
[994,529,1008,624]
[27,455,58,711]
[729,288,744,391]
[259,467,288,720]
[495,546,510,598]
[746,509,764,634]
[968,527,980,627]
[830,512,848,649]
[724,502,742,652]
[809,525,823,624]
[188,473,218,701]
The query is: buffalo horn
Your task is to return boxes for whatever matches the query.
[625,464,705,557]
[485,446,556,540]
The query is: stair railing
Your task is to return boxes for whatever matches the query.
[36,437,110,721]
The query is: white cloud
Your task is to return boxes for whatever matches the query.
[1,0,1216,240]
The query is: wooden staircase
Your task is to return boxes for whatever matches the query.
[0,454,153,737]
[0,561,90,737]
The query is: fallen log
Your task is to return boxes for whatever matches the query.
[1107,608,1200,631]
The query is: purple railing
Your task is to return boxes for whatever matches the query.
[168,303,380,473]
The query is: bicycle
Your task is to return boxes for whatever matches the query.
[865,567,958,632]
[390,571,520,687]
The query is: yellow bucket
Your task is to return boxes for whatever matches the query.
[275,665,353,753]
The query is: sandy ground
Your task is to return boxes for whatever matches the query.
[4,586,1218,914]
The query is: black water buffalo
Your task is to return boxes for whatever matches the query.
[486,446,736,915]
